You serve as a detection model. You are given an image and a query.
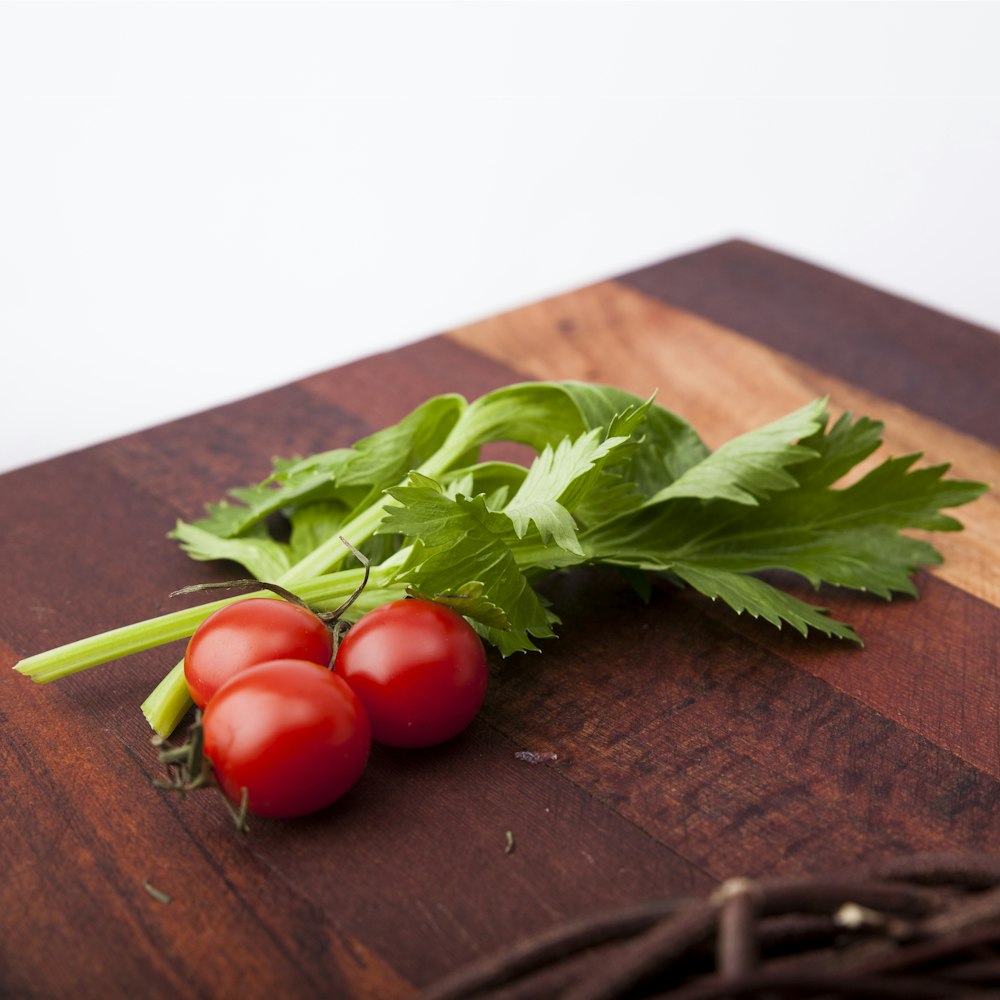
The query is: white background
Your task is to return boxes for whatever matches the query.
[2,1,999,475]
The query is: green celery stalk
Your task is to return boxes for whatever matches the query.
[16,564,402,736]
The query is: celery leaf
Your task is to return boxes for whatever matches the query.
[647,398,826,506]
[379,476,558,654]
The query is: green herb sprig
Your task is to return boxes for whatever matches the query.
[13,381,987,737]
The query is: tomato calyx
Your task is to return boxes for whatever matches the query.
[152,714,250,833]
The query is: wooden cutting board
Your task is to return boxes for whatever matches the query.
[2,240,998,998]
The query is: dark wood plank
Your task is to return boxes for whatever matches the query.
[489,567,1000,880]
[298,332,528,428]
[102,382,373,522]
[691,570,1000,784]
[0,636,404,999]
[620,239,1000,447]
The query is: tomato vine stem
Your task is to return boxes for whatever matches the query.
[152,713,250,833]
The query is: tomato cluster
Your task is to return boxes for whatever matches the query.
[184,596,488,820]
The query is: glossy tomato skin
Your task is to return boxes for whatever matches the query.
[184,598,333,708]
[334,599,488,748]
[202,659,371,818]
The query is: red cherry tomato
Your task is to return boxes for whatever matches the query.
[201,658,371,818]
[334,599,488,748]
[184,598,333,708]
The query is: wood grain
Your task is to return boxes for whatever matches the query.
[2,240,999,999]
[485,568,1000,877]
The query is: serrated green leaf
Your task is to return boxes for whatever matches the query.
[620,398,712,496]
[820,454,986,533]
[575,406,987,637]
[193,453,358,540]
[497,399,652,556]
[505,429,625,554]
[379,478,558,654]
[440,461,527,509]
[405,581,509,630]
[671,563,862,643]
[336,393,467,486]
[182,393,467,542]
[792,410,885,489]
[648,398,826,506]
[169,520,292,580]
